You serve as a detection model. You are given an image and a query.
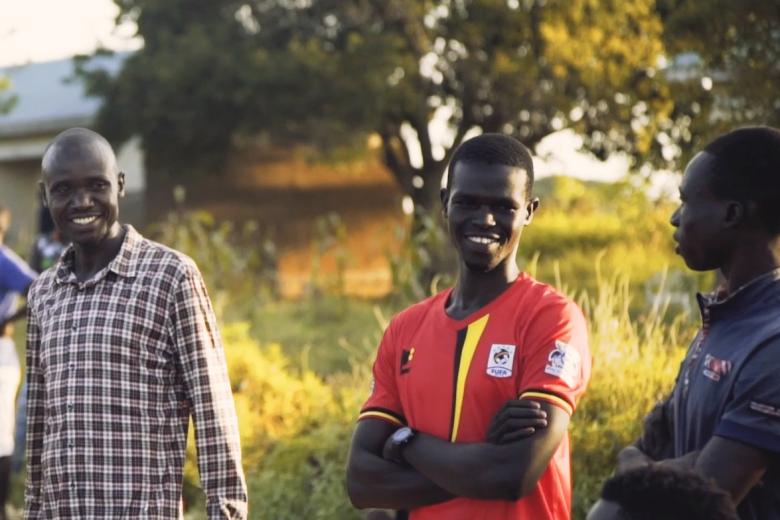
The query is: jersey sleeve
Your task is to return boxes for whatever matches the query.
[0,248,36,292]
[516,297,591,416]
[714,337,780,454]
[358,319,406,427]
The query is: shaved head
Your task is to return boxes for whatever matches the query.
[39,127,126,248]
[42,127,119,179]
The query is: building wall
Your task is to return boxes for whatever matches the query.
[0,158,40,246]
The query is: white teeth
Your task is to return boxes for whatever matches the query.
[467,236,497,245]
[72,216,97,225]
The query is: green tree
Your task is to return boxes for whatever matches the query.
[657,0,780,164]
[82,0,671,220]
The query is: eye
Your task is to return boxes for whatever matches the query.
[91,180,109,190]
[52,184,70,195]
[452,198,477,209]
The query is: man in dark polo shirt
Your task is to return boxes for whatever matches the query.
[618,126,780,519]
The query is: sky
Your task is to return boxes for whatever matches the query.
[0,0,677,194]
[0,0,141,67]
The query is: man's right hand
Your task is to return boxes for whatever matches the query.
[486,399,548,444]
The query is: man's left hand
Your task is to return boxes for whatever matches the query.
[487,399,548,444]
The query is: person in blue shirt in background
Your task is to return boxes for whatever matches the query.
[0,206,36,520]
[11,205,61,476]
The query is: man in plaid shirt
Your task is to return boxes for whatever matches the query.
[25,128,247,518]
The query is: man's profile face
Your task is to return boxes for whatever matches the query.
[670,152,731,271]
[443,161,536,273]
[41,143,125,248]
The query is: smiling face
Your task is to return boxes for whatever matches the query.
[443,161,537,274]
[40,134,125,248]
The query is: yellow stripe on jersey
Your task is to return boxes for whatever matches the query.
[358,411,404,426]
[450,314,490,442]
[519,391,574,416]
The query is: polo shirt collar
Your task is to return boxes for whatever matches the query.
[55,224,141,285]
[697,268,780,318]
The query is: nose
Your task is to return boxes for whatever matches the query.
[71,189,94,209]
[475,205,496,227]
[670,206,680,227]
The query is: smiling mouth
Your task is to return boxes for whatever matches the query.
[465,235,500,245]
[71,216,99,225]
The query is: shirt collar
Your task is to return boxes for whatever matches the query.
[697,267,780,316]
[55,225,141,285]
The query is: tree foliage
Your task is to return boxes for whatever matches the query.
[79,1,780,215]
[657,0,780,163]
[80,0,676,215]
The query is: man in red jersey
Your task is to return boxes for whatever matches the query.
[347,133,591,520]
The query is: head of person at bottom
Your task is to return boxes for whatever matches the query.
[39,127,126,250]
[587,465,739,520]
[442,133,540,279]
[671,126,780,289]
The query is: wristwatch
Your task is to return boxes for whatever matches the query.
[388,426,417,465]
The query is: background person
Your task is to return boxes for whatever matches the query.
[0,206,36,520]
[587,465,739,520]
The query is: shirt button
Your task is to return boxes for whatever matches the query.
[68,441,74,448]
[72,324,78,331]
[67,404,73,411]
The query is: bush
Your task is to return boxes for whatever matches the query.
[149,180,706,519]
[569,272,692,518]
[181,322,368,519]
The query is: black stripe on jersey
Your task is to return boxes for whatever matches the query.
[447,327,468,442]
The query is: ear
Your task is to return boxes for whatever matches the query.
[440,188,449,218]
[117,172,126,198]
[524,197,540,225]
[38,181,49,208]
[723,200,744,229]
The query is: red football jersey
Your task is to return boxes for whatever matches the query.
[359,273,591,520]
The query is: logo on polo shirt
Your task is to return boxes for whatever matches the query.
[702,354,732,382]
[544,340,580,388]
[487,344,516,378]
[749,401,780,419]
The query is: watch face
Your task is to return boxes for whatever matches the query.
[392,426,413,444]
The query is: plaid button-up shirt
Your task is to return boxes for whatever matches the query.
[25,226,247,519]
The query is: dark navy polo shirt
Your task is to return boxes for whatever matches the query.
[672,269,780,520]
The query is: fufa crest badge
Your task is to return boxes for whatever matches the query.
[487,344,516,378]
[544,340,580,388]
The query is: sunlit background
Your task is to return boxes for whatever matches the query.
[1,1,777,518]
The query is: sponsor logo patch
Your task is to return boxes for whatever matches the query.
[368,378,375,396]
[544,340,580,388]
[749,401,780,419]
[486,344,516,378]
[702,354,732,382]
